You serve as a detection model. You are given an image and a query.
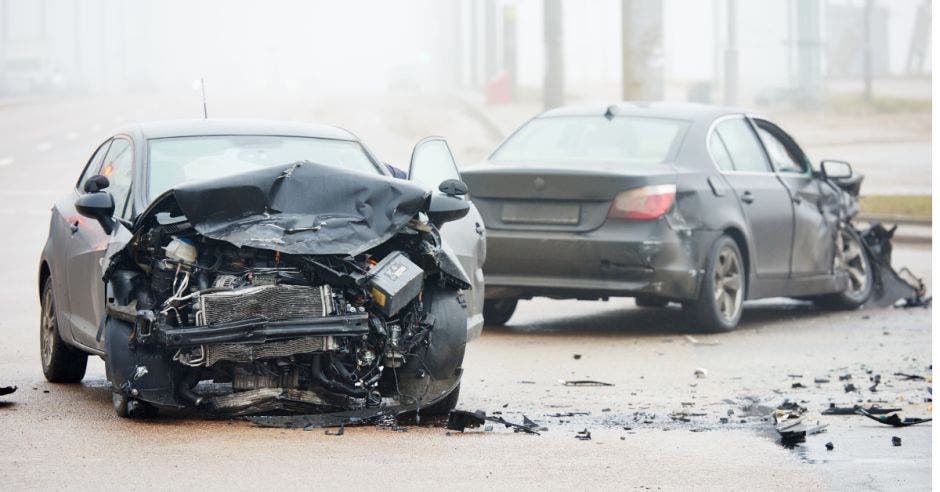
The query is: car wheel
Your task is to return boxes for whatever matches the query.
[40,277,88,383]
[421,382,460,416]
[483,298,518,326]
[635,295,669,308]
[683,235,745,332]
[814,228,873,310]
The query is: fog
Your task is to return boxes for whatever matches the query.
[1,0,929,105]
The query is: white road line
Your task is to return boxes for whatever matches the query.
[0,157,13,167]
[35,142,52,152]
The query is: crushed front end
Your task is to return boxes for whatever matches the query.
[102,162,471,417]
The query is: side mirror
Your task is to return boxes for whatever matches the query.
[820,160,852,180]
[75,191,116,234]
[439,179,469,197]
[83,174,110,193]
[427,193,470,227]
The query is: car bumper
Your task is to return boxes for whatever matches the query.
[483,220,720,301]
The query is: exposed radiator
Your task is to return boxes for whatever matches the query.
[198,284,334,325]
[205,336,336,366]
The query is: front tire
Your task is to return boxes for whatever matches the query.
[814,228,873,310]
[683,235,745,332]
[40,277,87,383]
[483,298,518,326]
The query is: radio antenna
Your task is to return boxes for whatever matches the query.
[200,77,208,119]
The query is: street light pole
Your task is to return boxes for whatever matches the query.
[543,0,564,109]
[724,0,738,105]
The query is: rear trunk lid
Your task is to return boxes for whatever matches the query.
[461,162,677,232]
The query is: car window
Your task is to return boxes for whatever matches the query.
[491,116,689,166]
[76,140,111,190]
[102,138,134,218]
[754,122,809,174]
[147,135,382,199]
[714,119,771,172]
[708,132,735,171]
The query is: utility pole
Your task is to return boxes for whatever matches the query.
[621,0,664,101]
[543,0,564,109]
[452,0,463,87]
[724,0,739,105]
[862,0,873,102]
[484,0,496,84]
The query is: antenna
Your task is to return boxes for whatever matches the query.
[200,78,208,119]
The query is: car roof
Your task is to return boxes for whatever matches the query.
[538,102,753,123]
[116,119,359,141]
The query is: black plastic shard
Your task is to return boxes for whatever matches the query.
[822,403,901,415]
[0,386,16,396]
[562,380,614,387]
[446,409,486,432]
[575,429,592,440]
[857,408,932,427]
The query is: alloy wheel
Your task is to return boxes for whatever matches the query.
[713,246,743,322]
[40,287,56,369]
[834,228,868,295]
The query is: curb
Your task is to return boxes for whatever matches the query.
[857,213,931,226]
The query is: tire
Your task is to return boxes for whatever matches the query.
[635,295,669,308]
[421,383,460,416]
[483,298,518,326]
[40,277,88,383]
[814,228,873,310]
[683,235,745,332]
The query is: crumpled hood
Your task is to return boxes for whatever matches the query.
[139,161,430,256]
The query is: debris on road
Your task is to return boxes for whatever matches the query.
[814,377,830,384]
[825,442,834,451]
[791,382,806,389]
[324,424,345,436]
[446,409,542,435]
[861,223,932,308]
[548,411,590,417]
[839,374,852,381]
[575,429,592,440]
[892,436,902,446]
[776,419,828,447]
[869,374,882,392]
[0,385,16,397]
[894,372,927,381]
[844,383,858,392]
[822,403,901,415]
[857,408,932,427]
[572,354,582,360]
[561,379,614,387]
[694,368,707,378]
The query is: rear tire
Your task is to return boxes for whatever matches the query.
[483,298,518,326]
[421,383,460,416]
[683,235,745,333]
[40,278,87,383]
[635,295,669,308]
[814,228,873,310]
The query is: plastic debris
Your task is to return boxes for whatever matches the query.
[0,386,15,397]
[572,354,582,360]
[814,378,830,384]
[561,379,614,387]
[857,408,932,427]
[869,374,882,392]
[575,429,592,440]
[694,368,707,379]
[792,382,806,389]
[825,442,834,451]
[446,409,542,435]
[892,436,902,446]
[822,403,901,415]
[894,372,926,381]
[844,383,858,393]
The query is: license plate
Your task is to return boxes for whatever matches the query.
[501,202,580,225]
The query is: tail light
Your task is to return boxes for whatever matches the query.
[607,184,676,220]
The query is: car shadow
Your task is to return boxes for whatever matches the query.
[485,298,831,338]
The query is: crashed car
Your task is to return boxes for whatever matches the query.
[462,103,877,332]
[38,120,485,418]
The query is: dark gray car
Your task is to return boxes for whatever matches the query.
[38,119,485,418]
[462,103,871,332]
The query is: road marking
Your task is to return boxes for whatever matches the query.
[64,131,80,141]
[0,157,13,167]
[35,142,52,152]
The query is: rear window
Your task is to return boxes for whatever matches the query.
[147,135,381,199]
[491,116,688,166]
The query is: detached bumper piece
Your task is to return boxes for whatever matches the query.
[156,314,369,347]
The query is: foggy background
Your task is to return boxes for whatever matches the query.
[0,0,931,191]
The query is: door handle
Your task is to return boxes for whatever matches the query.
[69,221,80,234]
[741,191,754,204]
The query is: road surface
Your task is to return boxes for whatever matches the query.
[0,93,931,490]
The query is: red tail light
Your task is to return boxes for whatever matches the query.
[607,184,676,220]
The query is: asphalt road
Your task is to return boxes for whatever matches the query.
[0,93,932,490]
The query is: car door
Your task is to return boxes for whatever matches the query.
[752,118,835,276]
[710,117,794,278]
[408,137,486,338]
[65,136,135,349]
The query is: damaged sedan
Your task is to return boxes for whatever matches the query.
[463,103,874,332]
[38,120,485,418]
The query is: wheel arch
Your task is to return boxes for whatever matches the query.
[721,226,750,297]
[39,260,51,298]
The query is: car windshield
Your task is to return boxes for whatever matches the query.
[147,135,381,199]
[491,116,688,166]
